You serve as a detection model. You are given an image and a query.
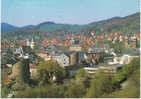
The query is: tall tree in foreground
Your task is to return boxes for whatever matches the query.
[37,60,65,85]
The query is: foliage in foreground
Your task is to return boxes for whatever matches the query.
[10,57,141,98]
[86,71,120,98]
[15,83,86,98]
[102,57,140,98]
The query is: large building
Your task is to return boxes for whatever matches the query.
[52,51,79,67]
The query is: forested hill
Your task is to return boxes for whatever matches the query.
[2,12,140,41]
[85,12,140,34]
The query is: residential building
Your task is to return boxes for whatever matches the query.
[52,52,70,67]
[52,51,79,67]
[14,46,32,57]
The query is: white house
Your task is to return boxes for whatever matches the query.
[119,55,137,64]
[52,53,70,67]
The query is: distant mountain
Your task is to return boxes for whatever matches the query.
[38,21,56,26]
[34,21,85,33]
[89,17,121,26]
[34,13,139,34]
[2,12,140,41]
[1,23,19,32]
[1,23,34,32]
[85,12,140,33]
[21,25,34,29]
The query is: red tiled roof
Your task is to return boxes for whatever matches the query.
[87,42,96,46]
[64,41,71,46]
[16,41,26,46]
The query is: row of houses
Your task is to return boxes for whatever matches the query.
[36,49,104,68]
[40,33,140,47]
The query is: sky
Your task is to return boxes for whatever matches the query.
[2,0,140,26]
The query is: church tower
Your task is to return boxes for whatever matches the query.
[26,39,30,46]
[119,35,123,42]
[30,38,35,49]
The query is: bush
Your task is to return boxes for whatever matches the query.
[15,85,63,98]
[75,69,91,88]
[15,83,86,98]
[65,83,86,98]
[1,86,11,98]
[102,81,140,98]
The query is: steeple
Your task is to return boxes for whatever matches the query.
[119,35,123,42]
[132,33,137,40]
[30,38,35,49]
[26,39,30,46]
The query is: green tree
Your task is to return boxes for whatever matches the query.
[116,57,140,82]
[107,41,125,54]
[75,69,91,88]
[37,60,65,85]
[86,71,120,98]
